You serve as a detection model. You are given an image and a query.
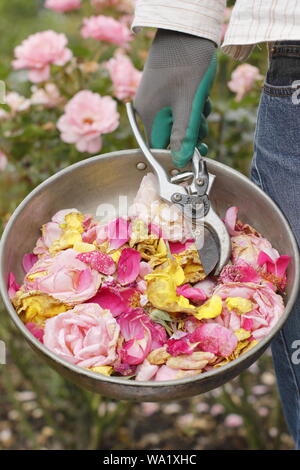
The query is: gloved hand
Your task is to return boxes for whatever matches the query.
[134,29,217,168]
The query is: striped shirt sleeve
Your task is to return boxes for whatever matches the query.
[131,0,227,46]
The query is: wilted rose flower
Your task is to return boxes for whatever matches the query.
[228,63,262,101]
[45,0,82,12]
[231,234,279,268]
[213,282,285,340]
[0,151,8,171]
[57,90,119,153]
[23,248,102,305]
[44,303,120,367]
[12,30,73,83]
[81,15,132,46]
[117,309,167,366]
[105,52,142,100]
[220,261,260,283]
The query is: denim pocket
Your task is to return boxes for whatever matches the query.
[265,42,300,98]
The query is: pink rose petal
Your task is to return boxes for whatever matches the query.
[117,247,141,285]
[8,272,20,299]
[169,239,194,254]
[166,338,193,357]
[176,284,207,303]
[107,217,129,250]
[26,322,44,343]
[189,323,238,357]
[22,253,38,273]
[76,250,115,275]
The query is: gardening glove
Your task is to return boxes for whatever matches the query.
[134,28,217,168]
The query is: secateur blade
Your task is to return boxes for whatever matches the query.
[126,102,231,276]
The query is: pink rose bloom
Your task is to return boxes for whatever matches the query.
[117,309,167,366]
[189,323,238,357]
[228,63,262,102]
[105,53,141,100]
[81,15,132,46]
[57,90,119,153]
[5,92,31,113]
[23,248,102,305]
[0,151,8,171]
[45,0,81,12]
[213,282,285,340]
[12,30,73,83]
[44,303,120,367]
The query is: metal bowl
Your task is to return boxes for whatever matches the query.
[0,149,299,402]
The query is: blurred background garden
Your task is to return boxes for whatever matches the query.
[0,0,294,450]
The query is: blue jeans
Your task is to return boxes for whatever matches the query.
[250,41,300,448]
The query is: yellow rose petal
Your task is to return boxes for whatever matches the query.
[59,212,84,233]
[225,297,253,314]
[235,328,251,341]
[13,291,70,326]
[73,241,95,252]
[89,366,113,376]
[193,295,223,320]
[50,230,82,253]
[110,250,121,263]
[145,259,195,315]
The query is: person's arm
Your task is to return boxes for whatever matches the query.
[132,1,226,168]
